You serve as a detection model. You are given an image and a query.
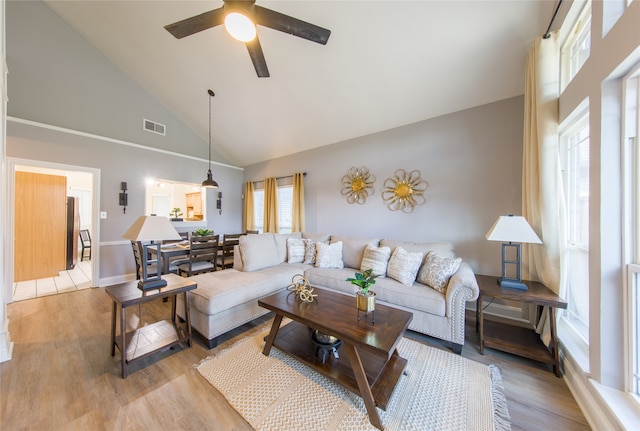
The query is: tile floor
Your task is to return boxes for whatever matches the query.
[13,260,93,301]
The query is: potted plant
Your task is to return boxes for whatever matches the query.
[346,268,380,317]
[192,228,213,237]
[170,207,183,221]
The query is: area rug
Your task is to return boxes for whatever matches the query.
[196,329,511,431]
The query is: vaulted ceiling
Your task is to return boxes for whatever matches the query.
[43,1,557,167]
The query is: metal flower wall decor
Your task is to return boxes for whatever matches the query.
[382,169,428,213]
[341,166,376,205]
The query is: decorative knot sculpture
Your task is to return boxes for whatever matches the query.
[286,274,317,303]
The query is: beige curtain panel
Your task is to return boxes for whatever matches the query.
[263,177,279,233]
[243,181,255,232]
[291,172,306,232]
[522,32,566,347]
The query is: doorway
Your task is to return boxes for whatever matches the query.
[7,158,100,303]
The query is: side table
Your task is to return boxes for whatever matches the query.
[105,273,197,378]
[475,274,567,377]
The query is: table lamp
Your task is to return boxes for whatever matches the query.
[123,215,182,291]
[485,214,542,290]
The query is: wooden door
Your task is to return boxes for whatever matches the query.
[14,171,67,282]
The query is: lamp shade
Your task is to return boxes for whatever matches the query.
[485,215,542,244]
[122,215,182,242]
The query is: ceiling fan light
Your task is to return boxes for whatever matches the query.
[224,12,256,42]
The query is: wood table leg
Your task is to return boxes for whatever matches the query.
[120,305,127,379]
[262,314,283,356]
[344,343,384,430]
[110,300,116,356]
[479,295,485,355]
[549,307,561,377]
[184,292,192,347]
[171,293,177,324]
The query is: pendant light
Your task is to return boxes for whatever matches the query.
[202,89,219,188]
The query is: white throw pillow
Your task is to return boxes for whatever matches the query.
[315,241,344,269]
[360,245,391,277]
[286,238,306,264]
[303,239,316,264]
[417,251,462,293]
[387,247,423,286]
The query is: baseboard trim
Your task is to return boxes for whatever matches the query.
[562,346,626,430]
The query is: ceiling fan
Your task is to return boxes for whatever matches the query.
[164,0,331,78]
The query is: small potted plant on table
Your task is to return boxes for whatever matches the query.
[346,268,380,322]
[170,207,183,221]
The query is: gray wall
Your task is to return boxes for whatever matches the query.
[244,96,525,275]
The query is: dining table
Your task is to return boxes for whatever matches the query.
[148,242,190,274]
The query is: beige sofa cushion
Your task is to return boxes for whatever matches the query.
[380,239,455,259]
[238,233,280,271]
[330,235,379,269]
[188,264,309,315]
[302,232,330,243]
[304,267,446,317]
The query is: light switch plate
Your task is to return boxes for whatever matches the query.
[100,211,107,219]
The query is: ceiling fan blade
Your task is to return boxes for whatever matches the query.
[246,35,270,78]
[253,5,330,45]
[164,8,226,39]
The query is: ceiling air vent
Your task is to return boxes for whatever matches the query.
[143,119,166,136]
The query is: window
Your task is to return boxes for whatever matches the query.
[252,185,293,233]
[623,67,640,399]
[560,112,590,344]
[561,2,591,89]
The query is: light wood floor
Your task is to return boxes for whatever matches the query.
[1,287,590,431]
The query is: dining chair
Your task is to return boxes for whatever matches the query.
[79,229,92,261]
[216,233,243,270]
[245,230,259,234]
[177,234,219,277]
[130,240,158,280]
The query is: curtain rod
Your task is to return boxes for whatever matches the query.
[252,172,306,185]
[543,0,563,39]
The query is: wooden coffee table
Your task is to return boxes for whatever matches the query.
[259,287,413,430]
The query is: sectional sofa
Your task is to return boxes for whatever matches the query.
[177,232,479,353]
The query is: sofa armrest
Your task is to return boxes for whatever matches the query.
[444,262,479,317]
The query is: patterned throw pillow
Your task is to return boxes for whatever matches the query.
[417,251,462,293]
[360,245,391,277]
[387,247,423,286]
[315,241,344,269]
[303,239,316,264]
[286,238,306,264]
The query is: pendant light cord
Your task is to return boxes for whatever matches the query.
[208,89,215,171]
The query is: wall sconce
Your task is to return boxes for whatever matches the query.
[217,191,222,215]
[119,182,128,214]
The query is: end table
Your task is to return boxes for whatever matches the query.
[475,274,567,377]
[105,273,197,378]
